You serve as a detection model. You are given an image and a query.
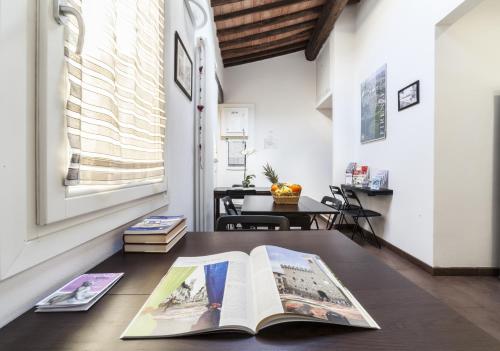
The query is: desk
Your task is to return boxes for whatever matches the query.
[213,187,271,226]
[341,184,393,196]
[1,231,499,350]
[241,195,338,216]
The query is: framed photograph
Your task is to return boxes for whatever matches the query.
[398,80,420,111]
[361,64,387,143]
[174,31,193,100]
[227,140,245,167]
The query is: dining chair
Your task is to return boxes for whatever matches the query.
[216,215,290,231]
[221,196,239,215]
[341,189,382,248]
[311,196,341,230]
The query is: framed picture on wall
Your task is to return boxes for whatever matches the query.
[398,80,420,111]
[227,140,245,167]
[361,64,387,143]
[174,31,193,101]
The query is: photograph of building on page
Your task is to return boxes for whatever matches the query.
[265,246,371,328]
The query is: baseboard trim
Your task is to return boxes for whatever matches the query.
[334,224,499,276]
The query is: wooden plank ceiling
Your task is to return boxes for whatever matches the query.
[211,0,359,67]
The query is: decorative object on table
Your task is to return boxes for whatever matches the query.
[271,183,302,204]
[121,245,379,339]
[345,162,357,185]
[353,165,370,187]
[370,170,389,190]
[123,216,187,253]
[361,64,387,143]
[35,273,124,312]
[398,80,420,111]
[262,163,301,204]
[174,31,193,100]
[227,140,245,166]
[242,174,255,188]
[240,144,256,187]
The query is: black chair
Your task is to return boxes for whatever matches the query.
[226,188,256,213]
[311,196,341,229]
[216,215,290,231]
[329,186,351,226]
[288,214,313,230]
[342,189,382,248]
[221,196,239,215]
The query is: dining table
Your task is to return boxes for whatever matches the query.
[1,230,499,350]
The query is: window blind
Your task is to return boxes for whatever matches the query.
[64,0,166,186]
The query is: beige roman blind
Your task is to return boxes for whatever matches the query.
[64,0,166,186]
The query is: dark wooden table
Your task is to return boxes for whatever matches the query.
[241,195,338,216]
[1,231,499,351]
[341,184,394,196]
[213,187,271,226]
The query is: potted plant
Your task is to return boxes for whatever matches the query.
[241,146,256,188]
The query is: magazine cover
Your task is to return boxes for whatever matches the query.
[36,273,123,308]
[125,216,185,234]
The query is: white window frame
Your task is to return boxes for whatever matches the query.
[36,0,167,225]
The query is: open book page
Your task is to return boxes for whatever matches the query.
[249,246,284,326]
[121,251,255,338]
[257,245,380,330]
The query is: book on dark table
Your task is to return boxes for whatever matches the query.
[121,246,379,338]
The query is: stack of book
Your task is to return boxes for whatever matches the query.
[35,273,124,312]
[123,215,187,253]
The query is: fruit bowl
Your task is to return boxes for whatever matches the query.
[271,183,302,205]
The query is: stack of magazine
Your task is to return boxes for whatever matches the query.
[35,273,124,312]
[121,246,379,338]
[123,215,187,253]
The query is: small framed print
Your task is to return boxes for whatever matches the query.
[174,31,193,101]
[227,140,245,167]
[398,80,420,111]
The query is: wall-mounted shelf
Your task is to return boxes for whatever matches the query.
[316,92,332,117]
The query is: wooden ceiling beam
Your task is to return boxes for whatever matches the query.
[305,0,349,61]
[214,0,308,22]
[210,0,243,6]
[217,6,322,36]
[220,20,316,49]
[222,33,312,58]
[223,40,307,63]
[224,44,307,67]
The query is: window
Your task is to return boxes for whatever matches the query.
[37,0,167,225]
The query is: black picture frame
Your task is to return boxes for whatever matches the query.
[398,80,420,111]
[174,31,193,101]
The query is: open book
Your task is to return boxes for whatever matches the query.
[121,246,379,338]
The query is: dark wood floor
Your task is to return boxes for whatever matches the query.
[327,224,500,342]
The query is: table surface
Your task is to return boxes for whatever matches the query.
[1,231,499,351]
[214,187,271,195]
[241,195,338,215]
[341,184,393,196]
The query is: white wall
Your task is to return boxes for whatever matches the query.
[163,0,196,225]
[330,0,468,266]
[434,0,500,267]
[0,0,221,327]
[219,52,332,201]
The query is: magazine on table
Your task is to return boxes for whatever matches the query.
[124,216,185,235]
[36,273,124,312]
[121,246,379,338]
